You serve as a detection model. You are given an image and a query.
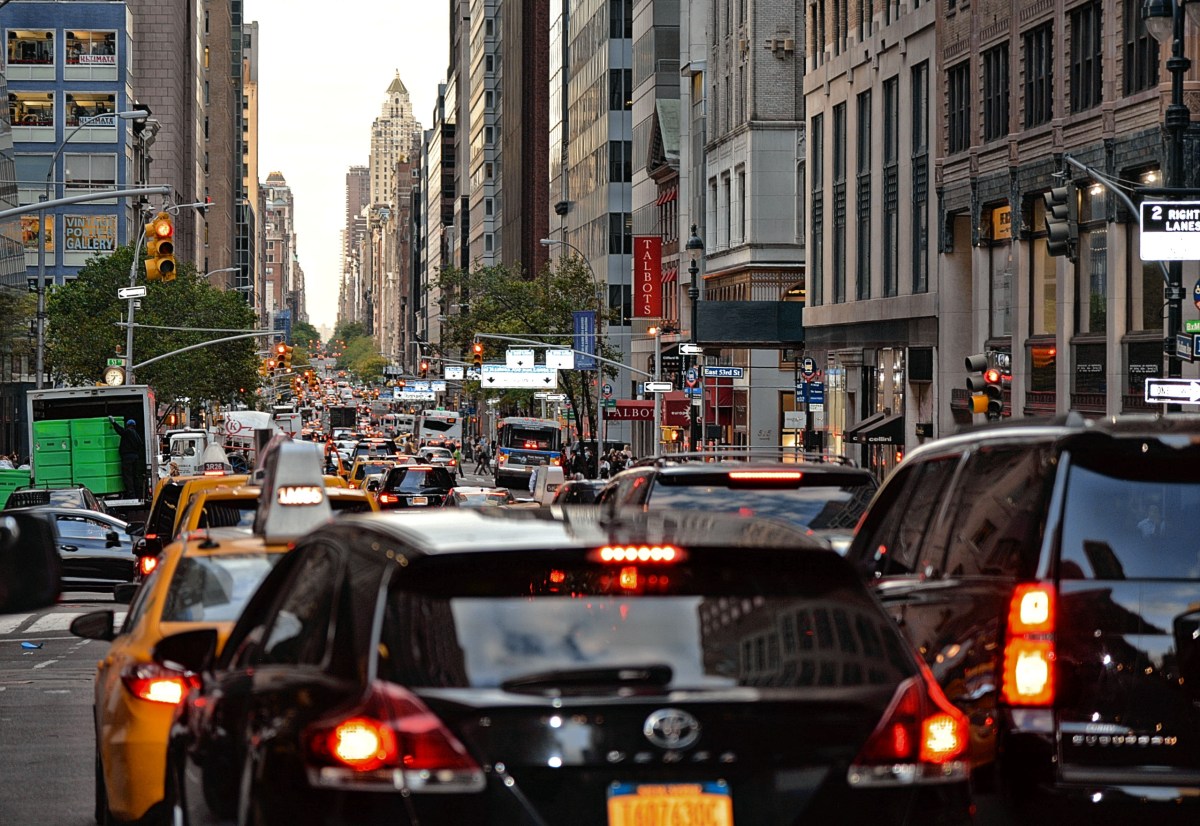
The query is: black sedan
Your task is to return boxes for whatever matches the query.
[157,508,972,825]
[4,506,135,592]
[375,464,457,509]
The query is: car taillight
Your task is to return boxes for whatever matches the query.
[138,555,158,577]
[847,669,969,787]
[304,681,485,793]
[120,662,197,705]
[550,457,561,466]
[1002,583,1056,706]
[377,492,399,505]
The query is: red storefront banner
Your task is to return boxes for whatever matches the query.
[606,397,690,425]
[633,236,662,318]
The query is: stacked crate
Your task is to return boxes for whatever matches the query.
[69,418,123,495]
[31,420,73,488]
[0,468,31,508]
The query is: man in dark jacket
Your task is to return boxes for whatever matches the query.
[110,416,145,498]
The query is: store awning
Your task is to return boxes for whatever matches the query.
[844,411,904,445]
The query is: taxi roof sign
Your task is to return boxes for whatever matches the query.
[253,440,331,544]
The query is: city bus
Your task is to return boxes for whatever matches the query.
[417,409,463,445]
[494,416,565,489]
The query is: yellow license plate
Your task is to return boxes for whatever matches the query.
[411,496,428,505]
[607,781,733,826]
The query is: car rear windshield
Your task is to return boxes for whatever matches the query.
[385,467,455,491]
[649,471,877,532]
[160,553,283,622]
[376,548,912,691]
[1059,442,1200,580]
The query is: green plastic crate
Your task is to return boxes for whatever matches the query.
[34,467,73,487]
[32,420,70,440]
[71,460,123,479]
[0,468,31,489]
[69,417,114,438]
[73,474,123,495]
[71,446,121,467]
[34,436,70,453]
[33,449,71,469]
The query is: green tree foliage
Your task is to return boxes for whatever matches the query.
[432,259,618,436]
[45,245,260,406]
[0,287,35,369]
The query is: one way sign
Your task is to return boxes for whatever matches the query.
[1145,377,1200,404]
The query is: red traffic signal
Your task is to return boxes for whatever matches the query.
[144,212,176,282]
[984,368,1002,385]
[471,342,483,369]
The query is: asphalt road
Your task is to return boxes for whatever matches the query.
[0,592,123,826]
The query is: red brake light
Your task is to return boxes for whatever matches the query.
[596,545,680,563]
[138,555,158,577]
[121,663,196,705]
[377,492,399,505]
[1002,583,1056,706]
[727,471,803,481]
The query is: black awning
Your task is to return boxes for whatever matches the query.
[844,411,904,445]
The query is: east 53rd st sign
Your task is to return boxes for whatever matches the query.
[1140,200,1200,260]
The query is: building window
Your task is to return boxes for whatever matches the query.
[883,77,899,297]
[14,154,50,205]
[609,212,631,255]
[484,197,493,217]
[485,90,493,109]
[10,90,54,127]
[856,90,872,301]
[1077,185,1107,334]
[1070,1,1103,113]
[1124,0,1159,94]
[912,61,929,293]
[608,140,631,183]
[485,18,494,37]
[722,174,732,248]
[611,0,633,38]
[948,60,971,154]
[983,43,1010,142]
[484,126,493,145]
[484,233,493,253]
[7,29,55,63]
[810,113,824,307]
[736,167,746,243]
[1024,23,1053,128]
[65,30,115,64]
[1030,195,1057,336]
[609,68,631,110]
[987,205,1014,338]
[485,54,494,73]
[832,102,847,304]
[63,153,116,192]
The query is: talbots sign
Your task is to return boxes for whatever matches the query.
[633,236,662,318]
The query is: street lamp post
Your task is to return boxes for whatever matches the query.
[540,237,604,464]
[202,266,240,283]
[685,225,704,450]
[1142,0,1200,386]
[35,108,148,389]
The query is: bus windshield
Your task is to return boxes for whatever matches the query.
[498,420,562,452]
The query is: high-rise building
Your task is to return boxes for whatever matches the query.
[369,74,424,208]
[263,171,300,325]
[236,16,260,309]
[338,165,369,326]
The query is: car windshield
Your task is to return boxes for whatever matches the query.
[160,553,284,622]
[377,549,911,691]
[648,471,876,531]
[387,467,455,491]
[453,492,511,507]
[197,501,256,529]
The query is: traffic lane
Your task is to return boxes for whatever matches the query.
[0,599,124,825]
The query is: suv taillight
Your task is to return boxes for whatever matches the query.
[304,681,485,793]
[120,662,198,705]
[377,492,399,505]
[847,667,969,787]
[1001,583,1056,706]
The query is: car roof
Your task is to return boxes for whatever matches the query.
[4,505,125,525]
[327,507,826,558]
[629,458,875,477]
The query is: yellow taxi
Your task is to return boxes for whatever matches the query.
[70,440,336,825]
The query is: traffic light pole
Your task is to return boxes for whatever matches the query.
[125,210,151,384]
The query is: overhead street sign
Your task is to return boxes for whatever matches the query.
[506,347,536,368]
[546,349,575,369]
[679,343,703,355]
[481,364,557,388]
[1140,200,1200,261]
[117,286,147,299]
[444,365,464,380]
[702,366,745,379]
[1145,377,1200,404]
[395,390,436,401]
[644,381,673,392]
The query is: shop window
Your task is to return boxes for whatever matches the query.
[10,90,54,126]
[1028,196,1057,335]
[1029,343,1056,392]
[1073,341,1106,396]
[65,92,116,126]
[985,205,1014,337]
[1127,340,1161,399]
[1127,220,1163,331]
[65,30,116,65]
[1076,185,1107,335]
[7,29,54,64]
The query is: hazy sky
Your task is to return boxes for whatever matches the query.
[245,1,451,334]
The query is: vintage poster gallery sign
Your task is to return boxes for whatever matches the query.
[633,235,662,318]
[64,214,117,252]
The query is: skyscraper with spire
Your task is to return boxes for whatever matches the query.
[370,73,424,206]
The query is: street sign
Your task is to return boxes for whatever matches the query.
[117,286,147,300]
[1178,333,1196,363]
[545,349,574,369]
[1188,319,1200,334]
[506,347,536,368]
[481,364,557,388]
[1141,200,1200,261]
[1145,377,1200,404]
[783,410,804,429]
[602,382,613,398]
[544,393,567,402]
[106,357,125,367]
[644,381,673,393]
[679,343,703,355]
[444,365,464,380]
[801,357,816,379]
[702,366,745,379]
[395,390,436,401]
[685,366,699,388]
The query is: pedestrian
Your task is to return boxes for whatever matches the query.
[452,444,464,477]
[0,454,12,470]
[474,442,489,474]
[599,454,610,479]
[109,416,145,498]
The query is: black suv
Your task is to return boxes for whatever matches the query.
[598,452,877,551]
[845,414,1200,821]
[376,464,457,509]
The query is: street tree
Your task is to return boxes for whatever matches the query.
[45,245,260,406]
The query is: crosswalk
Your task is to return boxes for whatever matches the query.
[0,610,126,637]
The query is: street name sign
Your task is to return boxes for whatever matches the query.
[644,381,673,393]
[1178,334,1196,363]
[506,348,536,368]
[679,343,703,355]
[481,364,557,388]
[1145,377,1200,404]
[702,366,745,379]
[444,365,464,380]
[395,390,436,401]
[1140,200,1200,261]
[117,286,147,299]
[1187,319,1200,334]
[545,349,574,369]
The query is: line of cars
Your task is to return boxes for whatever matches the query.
[54,414,1200,824]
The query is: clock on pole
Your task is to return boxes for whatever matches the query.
[102,366,125,386]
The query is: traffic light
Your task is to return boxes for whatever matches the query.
[419,359,430,379]
[965,354,1005,419]
[144,212,176,281]
[472,341,483,369]
[1042,183,1077,260]
[281,344,294,371]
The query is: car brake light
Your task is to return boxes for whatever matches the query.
[847,669,969,787]
[1002,583,1056,706]
[596,545,680,563]
[550,457,561,466]
[138,555,158,577]
[377,492,399,505]
[304,681,485,793]
[121,662,197,705]
[727,471,803,481]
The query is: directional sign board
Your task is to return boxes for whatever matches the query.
[506,348,536,369]
[117,286,147,300]
[395,390,436,401]
[545,349,574,370]
[444,365,464,380]
[644,381,673,393]
[679,343,703,355]
[685,366,699,388]
[1145,377,1200,404]
[702,366,745,379]
[481,364,557,388]
[801,357,816,379]
[1141,200,1200,261]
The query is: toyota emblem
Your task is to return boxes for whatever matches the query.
[643,708,701,750]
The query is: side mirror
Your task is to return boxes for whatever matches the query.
[105,530,121,547]
[113,582,138,604]
[366,479,380,492]
[69,609,116,642]
[154,628,219,675]
[0,513,61,613]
